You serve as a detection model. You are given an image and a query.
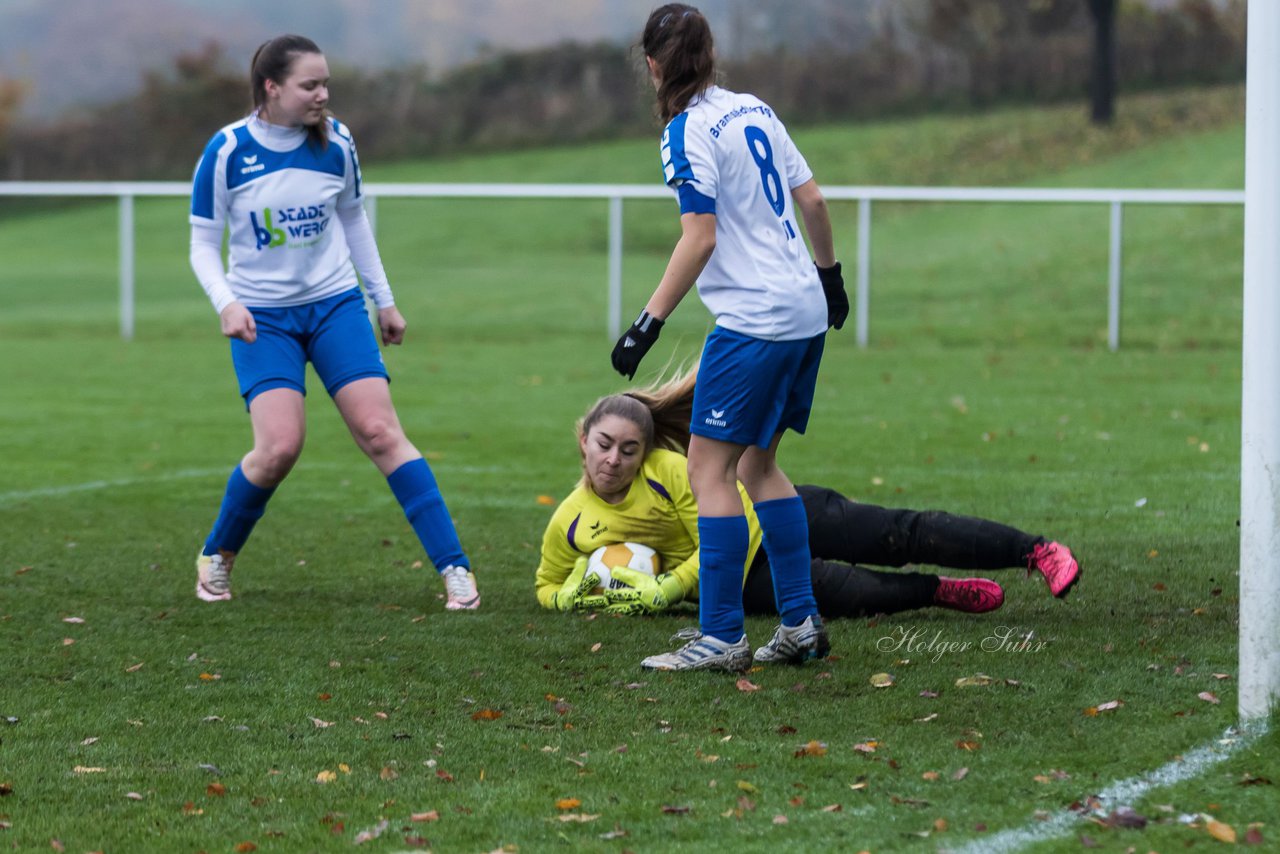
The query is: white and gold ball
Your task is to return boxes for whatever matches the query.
[587,542,661,593]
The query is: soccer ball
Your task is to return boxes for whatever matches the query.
[587,542,662,594]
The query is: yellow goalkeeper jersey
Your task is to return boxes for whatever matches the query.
[535,448,763,608]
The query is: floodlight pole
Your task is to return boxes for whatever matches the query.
[1240,0,1280,722]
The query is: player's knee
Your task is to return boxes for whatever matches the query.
[254,437,303,481]
[354,417,406,460]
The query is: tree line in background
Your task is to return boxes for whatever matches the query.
[0,0,1244,181]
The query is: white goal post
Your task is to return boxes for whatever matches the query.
[1239,1,1280,722]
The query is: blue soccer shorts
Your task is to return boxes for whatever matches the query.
[229,287,388,406]
[691,325,826,449]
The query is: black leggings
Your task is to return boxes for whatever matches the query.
[741,486,1043,618]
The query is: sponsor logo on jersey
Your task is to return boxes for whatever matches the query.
[249,204,330,250]
[708,103,772,139]
[704,407,728,428]
[240,154,265,175]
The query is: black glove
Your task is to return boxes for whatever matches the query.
[611,310,664,379]
[816,262,848,330]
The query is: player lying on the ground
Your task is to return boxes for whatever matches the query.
[535,369,1080,618]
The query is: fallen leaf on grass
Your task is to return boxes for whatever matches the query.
[599,826,629,840]
[471,709,503,721]
[921,771,940,781]
[206,783,226,797]
[410,810,439,822]
[198,673,220,681]
[736,678,761,692]
[536,495,556,505]
[736,781,758,793]
[380,766,399,781]
[794,740,827,757]
[309,717,334,728]
[590,643,602,653]
[1245,827,1265,845]
[556,813,600,823]
[870,672,895,688]
[1198,691,1221,705]
[1100,807,1146,829]
[353,819,389,844]
[72,766,105,774]
[1083,699,1124,716]
[62,617,85,624]
[821,803,842,812]
[555,798,581,810]
[934,818,949,832]
[315,770,337,784]
[660,804,690,814]
[125,662,144,673]
[952,767,969,781]
[233,843,256,853]
[772,814,788,824]
[1238,773,1272,786]
[954,674,993,688]
[853,741,878,753]
[915,713,938,723]
[955,741,981,751]
[124,792,143,801]
[80,736,98,746]
[1206,817,1237,843]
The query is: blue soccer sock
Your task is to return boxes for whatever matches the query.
[203,464,276,556]
[697,514,749,643]
[387,458,469,572]
[755,495,818,627]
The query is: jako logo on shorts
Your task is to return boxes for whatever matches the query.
[250,204,330,250]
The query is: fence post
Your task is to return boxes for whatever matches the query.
[1108,200,1123,351]
[119,193,135,341]
[856,197,871,348]
[608,196,623,339]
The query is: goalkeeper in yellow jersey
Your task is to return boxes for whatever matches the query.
[535,369,1079,621]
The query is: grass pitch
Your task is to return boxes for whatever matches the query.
[1,85,1275,852]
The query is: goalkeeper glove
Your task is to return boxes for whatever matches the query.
[816,262,848,330]
[601,568,684,615]
[550,557,608,612]
[610,310,664,379]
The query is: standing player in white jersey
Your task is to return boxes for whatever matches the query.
[610,5,850,672]
[188,34,480,610]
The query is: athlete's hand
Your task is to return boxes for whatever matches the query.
[602,569,683,615]
[816,262,848,330]
[611,310,664,379]
[378,306,407,346]
[551,557,608,612]
[220,302,257,343]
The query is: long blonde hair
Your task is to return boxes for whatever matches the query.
[576,366,699,486]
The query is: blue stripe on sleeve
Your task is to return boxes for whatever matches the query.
[331,118,361,198]
[677,183,716,215]
[660,112,694,187]
[190,131,226,219]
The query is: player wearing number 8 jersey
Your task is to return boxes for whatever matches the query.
[610,4,849,673]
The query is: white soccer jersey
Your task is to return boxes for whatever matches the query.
[660,86,827,341]
[190,115,365,308]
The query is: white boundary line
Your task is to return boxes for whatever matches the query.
[0,467,231,507]
[948,721,1269,853]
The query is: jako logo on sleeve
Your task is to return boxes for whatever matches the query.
[249,205,330,250]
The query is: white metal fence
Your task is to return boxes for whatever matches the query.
[0,181,1244,348]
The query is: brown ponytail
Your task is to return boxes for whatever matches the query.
[641,4,717,124]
